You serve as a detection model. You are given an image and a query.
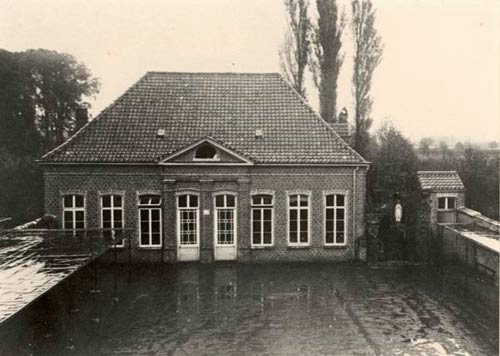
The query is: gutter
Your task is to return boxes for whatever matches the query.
[352,166,360,261]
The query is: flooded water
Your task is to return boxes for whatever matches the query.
[0,230,115,324]
[0,262,498,356]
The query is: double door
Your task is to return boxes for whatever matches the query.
[177,193,237,261]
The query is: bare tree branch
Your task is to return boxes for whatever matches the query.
[279,0,312,98]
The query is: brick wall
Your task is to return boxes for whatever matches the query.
[43,164,367,263]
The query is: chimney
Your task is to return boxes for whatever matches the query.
[330,107,351,144]
[75,107,88,131]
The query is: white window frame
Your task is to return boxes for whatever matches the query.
[287,191,311,247]
[437,194,458,211]
[176,192,200,247]
[100,193,125,247]
[213,193,237,246]
[250,194,274,248]
[62,194,86,232]
[323,191,348,246]
[137,194,162,249]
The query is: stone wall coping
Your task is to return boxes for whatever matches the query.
[458,207,500,231]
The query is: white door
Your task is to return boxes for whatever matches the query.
[214,194,237,261]
[177,194,200,261]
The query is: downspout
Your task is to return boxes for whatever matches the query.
[352,166,360,261]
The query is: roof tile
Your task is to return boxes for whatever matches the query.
[417,171,465,191]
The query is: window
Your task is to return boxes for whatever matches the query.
[194,144,219,160]
[138,195,162,248]
[63,194,85,231]
[288,194,310,245]
[438,196,456,210]
[214,194,236,245]
[177,194,199,246]
[251,195,273,246]
[325,194,346,245]
[101,194,124,246]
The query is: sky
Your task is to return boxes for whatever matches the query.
[1,0,499,143]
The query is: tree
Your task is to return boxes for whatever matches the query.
[311,0,345,123]
[368,122,427,261]
[488,141,499,149]
[351,0,383,157]
[459,147,499,219]
[0,50,40,156]
[418,137,433,156]
[369,123,419,209]
[438,141,449,160]
[20,49,100,150]
[279,0,312,98]
[0,49,99,227]
[0,49,99,153]
[454,142,465,152]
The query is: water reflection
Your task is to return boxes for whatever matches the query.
[0,263,498,355]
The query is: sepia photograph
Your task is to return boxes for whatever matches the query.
[0,0,499,355]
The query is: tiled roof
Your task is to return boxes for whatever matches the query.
[330,123,350,138]
[41,72,367,164]
[417,171,465,191]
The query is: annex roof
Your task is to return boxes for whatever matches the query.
[41,72,367,165]
[417,171,465,191]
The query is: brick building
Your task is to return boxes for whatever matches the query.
[39,72,369,263]
[417,171,465,224]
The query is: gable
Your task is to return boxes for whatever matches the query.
[160,138,253,165]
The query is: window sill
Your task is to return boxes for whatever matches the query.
[250,245,274,250]
[324,244,348,249]
[137,246,163,250]
[287,245,311,249]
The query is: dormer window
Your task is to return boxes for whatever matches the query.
[194,144,219,161]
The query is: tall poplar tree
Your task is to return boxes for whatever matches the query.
[311,0,345,123]
[351,0,383,156]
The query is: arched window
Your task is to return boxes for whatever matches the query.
[194,144,219,160]
[214,194,237,245]
[177,194,199,246]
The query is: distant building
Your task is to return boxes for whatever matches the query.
[39,72,368,263]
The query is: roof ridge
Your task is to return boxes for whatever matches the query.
[276,75,368,164]
[40,73,150,161]
[417,170,459,174]
[147,71,280,76]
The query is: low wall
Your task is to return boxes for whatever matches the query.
[440,225,499,283]
[457,208,500,233]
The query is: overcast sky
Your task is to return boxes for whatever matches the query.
[1,0,499,142]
